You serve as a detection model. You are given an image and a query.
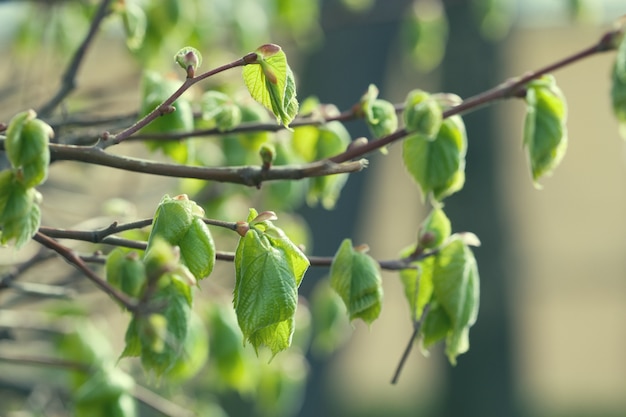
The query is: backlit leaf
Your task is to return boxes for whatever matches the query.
[329,239,383,324]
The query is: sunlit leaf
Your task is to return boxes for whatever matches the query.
[242,44,299,127]
[523,75,568,187]
[329,239,383,324]
[234,208,309,356]
[402,115,467,201]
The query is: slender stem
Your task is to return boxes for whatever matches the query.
[32,232,137,311]
[391,304,431,385]
[330,27,621,164]
[37,0,114,117]
[107,58,249,145]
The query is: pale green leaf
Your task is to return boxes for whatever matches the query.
[330,239,383,324]
[523,75,568,187]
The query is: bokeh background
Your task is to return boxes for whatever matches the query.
[1,0,626,416]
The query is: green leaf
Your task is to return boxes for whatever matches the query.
[398,244,434,321]
[5,109,52,188]
[418,207,451,249]
[165,312,209,381]
[147,194,215,280]
[431,238,480,364]
[403,89,443,137]
[402,115,467,201]
[234,208,309,356]
[122,276,192,376]
[0,171,41,248]
[207,304,256,392]
[400,0,448,72]
[307,122,352,209]
[201,90,242,132]
[611,34,626,139]
[360,84,398,140]
[471,0,514,41]
[120,2,146,52]
[139,71,194,163]
[105,249,146,298]
[523,75,568,187]
[242,44,299,127]
[74,366,135,404]
[310,278,351,357]
[329,239,383,324]
[420,301,451,349]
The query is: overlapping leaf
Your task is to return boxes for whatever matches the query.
[523,75,568,187]
[329,239,383,324]
[234,209,309,356]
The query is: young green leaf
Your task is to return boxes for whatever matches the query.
[310,278,351,357]
[120,1,146,52]
[165,312,209,381]
[611,33,626,138]
[402,115,467,201]
[523,75,568,187]
[403,89,443,137]
[121,275,192,376]
[242,44,299,127]
[105,249,146,298]
[147,194,215,280]
[5,109,52,188]
[234,208,309,356]
[418,207,451,249]
[201,90,242,132]
[139,71,194,163]
[329,239,383,324]
[419,301,451,350]
[398,244,434,321]
[0,171,41,248]
[431,238,480,364]
[400,0,448,72]
[306,121,352,209]
[360,84,398,140]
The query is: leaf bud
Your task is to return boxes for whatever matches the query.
[175,46,202,77]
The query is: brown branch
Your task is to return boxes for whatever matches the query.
[391,304,431,385]
[37,0,114,117]
[104,55,255,145]
[330,26,622,164]
[32,232,137,311]
[46,142,367,186]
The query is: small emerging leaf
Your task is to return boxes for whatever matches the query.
[403,89,443,137]
[403,115,467,201]
[242,44,299,127]
[523,75,568,187]
[418,207,451,249]
[329,239,383,324]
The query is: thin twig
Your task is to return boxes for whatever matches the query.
[32,232,137,311]
[391,304,431,385]
[44,142,367,186]
[37,0,114,117]
[330,27,622,164]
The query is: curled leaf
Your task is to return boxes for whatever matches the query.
[242,44,299,127]
[523,75,568,187]
[329,239,383,324]
[234,208,309,356]
[402,115,467,201]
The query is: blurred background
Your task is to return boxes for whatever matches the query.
[1,0,626,416]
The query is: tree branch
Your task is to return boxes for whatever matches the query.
[37,0,114,117]
[391,304,431,385]
[44,142,367,186]
[330,26,622,164]
[32,232,137,311]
